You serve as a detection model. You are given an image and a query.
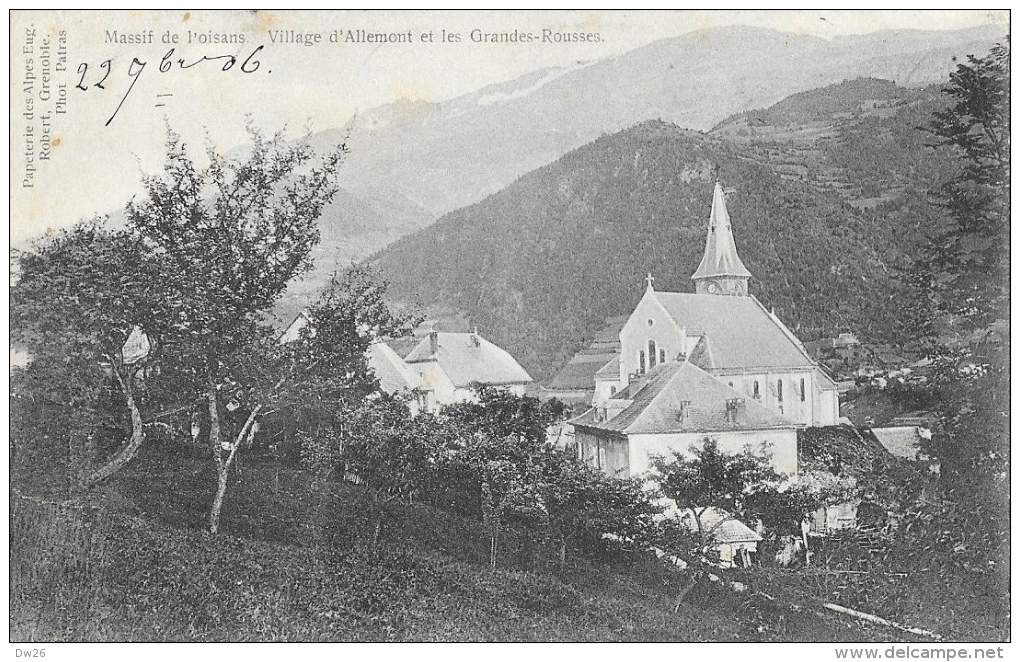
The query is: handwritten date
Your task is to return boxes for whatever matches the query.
[76,44,265,126]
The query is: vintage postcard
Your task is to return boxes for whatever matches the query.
[8,9,1011,652]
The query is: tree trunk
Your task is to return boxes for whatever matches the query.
[209,464,229,535]
[692,507,708,550]
[673,573,701,612]
[205,380,262,535]
[81,363,145,490]
[559,534,567,565]
[207,382,225,535]
[490,528,499,570]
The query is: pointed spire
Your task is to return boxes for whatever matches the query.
[691,181,752,295]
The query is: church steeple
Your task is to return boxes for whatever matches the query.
[691,181,752,296]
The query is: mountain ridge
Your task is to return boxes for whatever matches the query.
[367,75,960,380]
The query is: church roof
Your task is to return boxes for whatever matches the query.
[570,360,797,435]
[651,292,814,371]
[405,332,533,388]
[687,335,714,370]
[691,182,752,281]
[369,341,425,395]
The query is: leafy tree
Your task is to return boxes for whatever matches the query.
[651,438,782,548]
[654,440,857,547]
[302,394,442,547]
[274,265,420,458]
[11,222,168,496]
[450,432,549,570]
[923,39,1010,333]
[899,43,1010,602]
[433,390,567,567]
[439,388,567,443]
[13,122,347,529]
[538,452,661,564]
[752,470,856,537]
[124,123,345,533]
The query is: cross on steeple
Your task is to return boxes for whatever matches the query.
[645,273,655,290]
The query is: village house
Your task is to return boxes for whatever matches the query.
[276,310,432,413]
[679,507,762,567]
[404,322,533,406]
[571,360,800,477]
[571,182,840,479]
[277,314,532,413]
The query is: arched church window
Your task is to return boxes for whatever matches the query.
[639,351,646,374]
[777,379,784,402]
[648,340,657,369]
[659,348,666,365]
[753,381,760,400]
[800,378,806,402]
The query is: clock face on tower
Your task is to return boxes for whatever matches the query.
[706,282,719,294]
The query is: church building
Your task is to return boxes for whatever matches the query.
[572,182,839,479]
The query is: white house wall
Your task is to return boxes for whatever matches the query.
[627,429,799,477]
[574,431,630,478]
[415,361,458,407]
[814,373,840,426]
[592,375,624,406]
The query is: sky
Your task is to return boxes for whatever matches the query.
[8,9,1008,245]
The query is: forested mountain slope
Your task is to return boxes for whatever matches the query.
[371,79,958,380]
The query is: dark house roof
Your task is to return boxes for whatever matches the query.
[798,424,895,477]
[547,352,617,391]
[868,426,927,460]
[546,315,626,389]
[571,360,797,436]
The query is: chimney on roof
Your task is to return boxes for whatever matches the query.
[629,372,649,393]
[726,397,746,425]
[422,320,438,355]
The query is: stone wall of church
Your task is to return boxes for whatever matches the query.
[619,294,687,379]
[712,369,833,426]
[815,380,840,426]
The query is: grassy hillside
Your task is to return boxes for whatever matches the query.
[712,78,956,206]
[370,82,955,380]
[11,443,929,642]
